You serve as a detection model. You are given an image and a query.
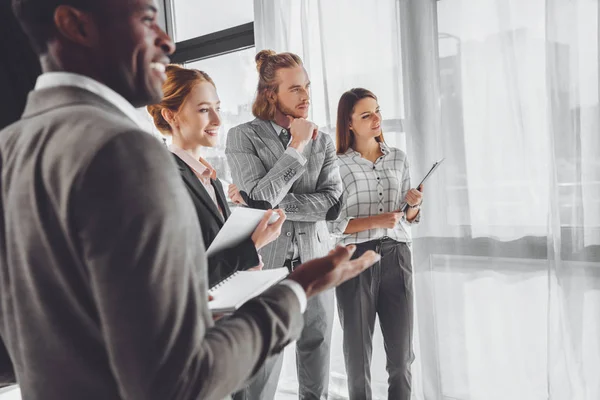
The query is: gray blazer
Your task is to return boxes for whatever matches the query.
[226,118,343,269]
[0,86,304,400]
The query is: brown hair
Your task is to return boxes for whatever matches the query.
[252,49,303,120]
[336,88,385,154]
[146,64,215,135]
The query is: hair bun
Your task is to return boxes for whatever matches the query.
[255,49,277,72]
[146,104,172,135]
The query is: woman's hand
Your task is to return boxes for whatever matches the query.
[251,209,286,250]
[404,184,424,207]
[228,184,247,206]
[372,212,404,229]
[247,255,264,271]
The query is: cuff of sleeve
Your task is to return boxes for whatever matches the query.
[327,217,354,238]
[285,146,308,166]
[405,208,421,225]
[278,279,307,313]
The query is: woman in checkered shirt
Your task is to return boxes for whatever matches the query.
[329,88,423,400]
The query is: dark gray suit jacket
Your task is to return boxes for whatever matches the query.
[0,86,303,400]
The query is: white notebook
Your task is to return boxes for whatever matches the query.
[206,207,280,257]
[208,267,289,314]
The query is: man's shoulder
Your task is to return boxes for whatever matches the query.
[311,131,335,154]
[229,118,264,134]
[226,118,273,148]
[316,130,334,144]
[67,106,156,154]
[2,104,164,177]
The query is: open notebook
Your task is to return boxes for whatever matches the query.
[208,267,289,314]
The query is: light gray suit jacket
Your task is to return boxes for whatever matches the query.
[0,87,304,400]
[226,118,343,269]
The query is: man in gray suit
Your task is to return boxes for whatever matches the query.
[226,50,343,400]
[0,1,380,400]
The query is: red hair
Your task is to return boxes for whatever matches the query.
[147,64,215,135]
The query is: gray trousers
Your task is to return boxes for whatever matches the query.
[336,238,414,400]
[234,289,334,400]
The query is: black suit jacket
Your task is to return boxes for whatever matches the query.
[172,154,259,287]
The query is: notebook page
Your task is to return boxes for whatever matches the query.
[208,267,289,313]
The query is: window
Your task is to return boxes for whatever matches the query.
[171,0,254,42]
[185,48,258,183]
[155,0,259,184]
[436,0,600,239]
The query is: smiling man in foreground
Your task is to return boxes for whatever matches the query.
[0,1,379,399]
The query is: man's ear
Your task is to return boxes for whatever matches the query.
[266,89,277,104]
[54,5,99,47]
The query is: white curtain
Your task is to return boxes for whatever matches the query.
[254,0,600,399]
[254,0,407,150]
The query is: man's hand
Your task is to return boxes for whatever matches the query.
[288,117,318,153]
[251,209,286,250]
[287,245,380,298]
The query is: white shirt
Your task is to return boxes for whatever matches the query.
[33,72,307,313]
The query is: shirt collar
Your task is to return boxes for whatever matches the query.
[168,144,216,180]
[35,72,151,131]
[345,141,390,157]
[270,120,287,134]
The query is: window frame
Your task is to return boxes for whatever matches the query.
[162,0,255,64]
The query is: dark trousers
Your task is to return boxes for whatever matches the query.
[336,238,415,400]
[233,289,334,400]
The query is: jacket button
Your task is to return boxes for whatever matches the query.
[286,232,292,237]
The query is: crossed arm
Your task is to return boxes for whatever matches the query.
[226,126,343,222]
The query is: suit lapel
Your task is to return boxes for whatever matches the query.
[173,156,224,225]
[252,119,286,159]
[212,180,231,220]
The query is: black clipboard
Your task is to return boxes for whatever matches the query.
[400,158,445,212]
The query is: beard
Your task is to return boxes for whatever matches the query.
[275,99,307,119]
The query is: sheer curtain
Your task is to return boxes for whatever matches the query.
[255,1,409,398]
[254,0,600,399]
